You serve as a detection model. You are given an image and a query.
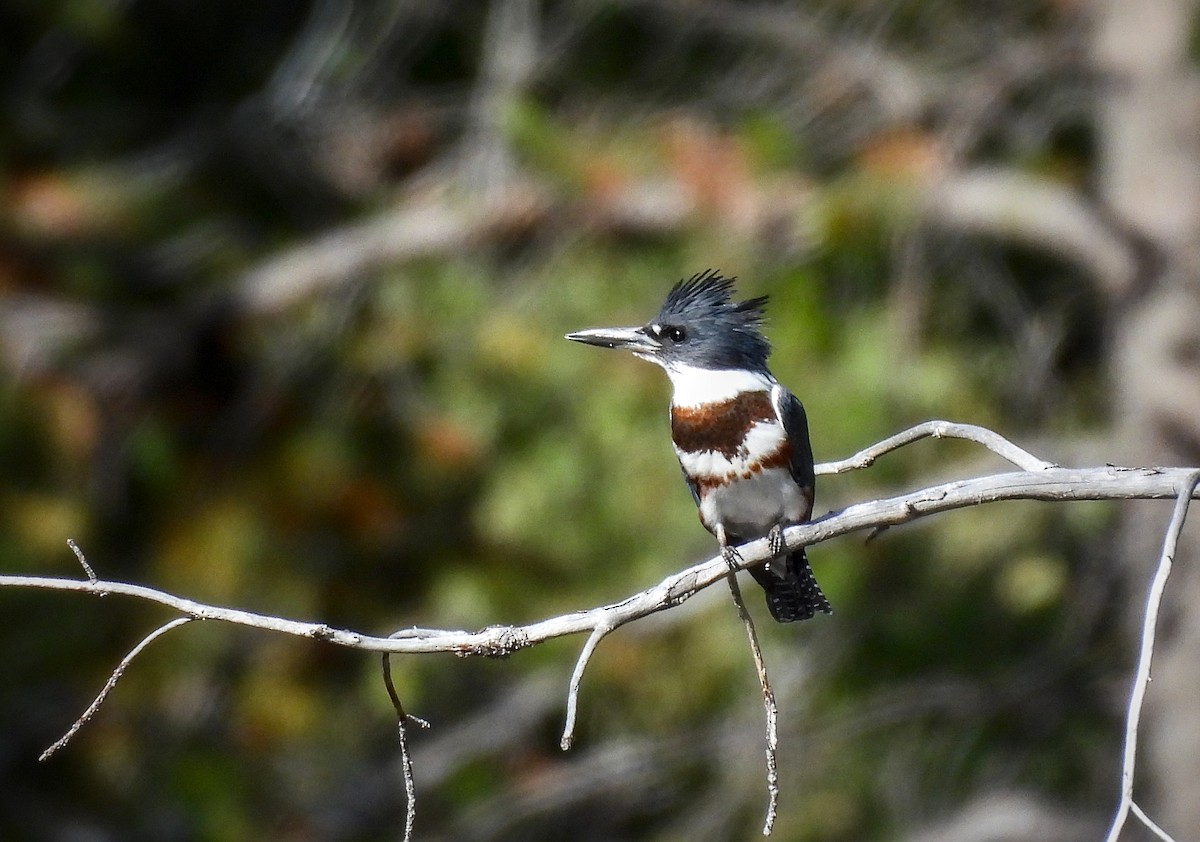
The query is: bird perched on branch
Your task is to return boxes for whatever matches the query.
[566,271,831,622]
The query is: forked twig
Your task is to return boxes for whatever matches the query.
[1104,471,1200,842]
[382,651,431,842]
[1131,801,1179,842]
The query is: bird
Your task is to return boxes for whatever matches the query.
[566,270,831,623]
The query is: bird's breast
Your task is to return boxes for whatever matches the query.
[690,457,811,537]
[673,422,790,480]
[670,388,811,535]
[670,390,777,458]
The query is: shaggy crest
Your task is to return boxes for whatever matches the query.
[654,270,771,370]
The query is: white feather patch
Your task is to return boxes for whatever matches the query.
[697,465,811,537]
[666,364,776,408]
[673,419,784,476]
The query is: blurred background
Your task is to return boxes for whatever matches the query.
[2,0,1199,840]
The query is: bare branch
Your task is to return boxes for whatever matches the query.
[380,648,431,842]
[40,617,194,761]
[5,423,1198,836]
[1104,471,1199,842]
[560,622,616,750]
[816,419,1056,474]
[1130,801,1179,842]
[396,714,427,842]
[67,538,96,582]
[4,466,1199,660]
[725,573,779,836]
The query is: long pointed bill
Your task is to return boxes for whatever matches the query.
[564,326,660,356]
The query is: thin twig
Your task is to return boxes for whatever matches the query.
[67,538,96,582]
[1104,471,1199,842]
[1131,801,1179,842]
[382,651,431,842]
[40,617,194,761]
[816,419,1055,474]
[725,573,779,836]
[560,622,614,750]
[396,713,427,842]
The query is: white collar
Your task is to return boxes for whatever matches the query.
[665,364,775,407]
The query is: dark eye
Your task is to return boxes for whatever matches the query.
[664,326,687,343]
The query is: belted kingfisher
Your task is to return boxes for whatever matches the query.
[566,270,831,623]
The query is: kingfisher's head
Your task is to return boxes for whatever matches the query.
[566,270,771,372]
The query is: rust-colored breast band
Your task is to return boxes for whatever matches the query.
[671,390,776,458]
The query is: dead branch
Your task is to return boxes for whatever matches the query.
[381,648,431,842]
[560,622,616,750]
[816,419,1055,474]
[39,617,194,761]
[3,465,1195,660]
[3,422,1198,836]
[725,571,779,836]
[1104,471,1199,842]
[66,538,97,582]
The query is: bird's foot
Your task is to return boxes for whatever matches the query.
[767,524,785,557]
[721,544,743,572]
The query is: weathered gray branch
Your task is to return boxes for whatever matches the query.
[38,616,194,761]
[816,419,1055,474]
[725,571,779,836]
[3,422,1196,837]
[1104,472,1198,842]
[3,465,1197,658]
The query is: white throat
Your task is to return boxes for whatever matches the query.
[666,364,775,407]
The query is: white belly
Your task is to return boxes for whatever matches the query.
[697,466,808,538]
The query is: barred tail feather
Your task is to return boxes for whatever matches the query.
[749,549,831,623]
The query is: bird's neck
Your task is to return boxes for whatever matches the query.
[665,363,775,408]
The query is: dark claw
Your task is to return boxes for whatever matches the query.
[721,544,743,571]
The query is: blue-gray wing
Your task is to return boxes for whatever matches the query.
[761,384,830,621]
[773,385,815,498]
[680,464,701,507]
